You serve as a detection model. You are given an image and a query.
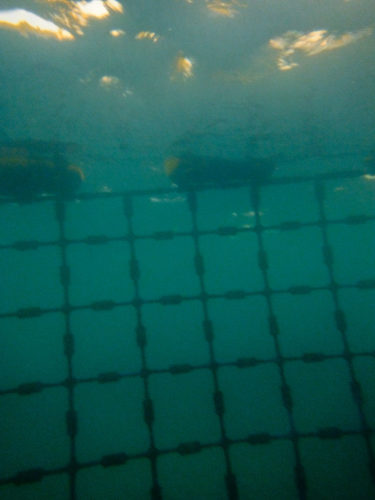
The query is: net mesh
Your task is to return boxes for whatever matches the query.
[0,166,374,499]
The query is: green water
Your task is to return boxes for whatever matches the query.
[0,1,375,499]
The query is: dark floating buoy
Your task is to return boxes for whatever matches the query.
[165,153,276,189]
[0,139,84,201]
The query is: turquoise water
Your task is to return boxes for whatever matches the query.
[1,1,375,499]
